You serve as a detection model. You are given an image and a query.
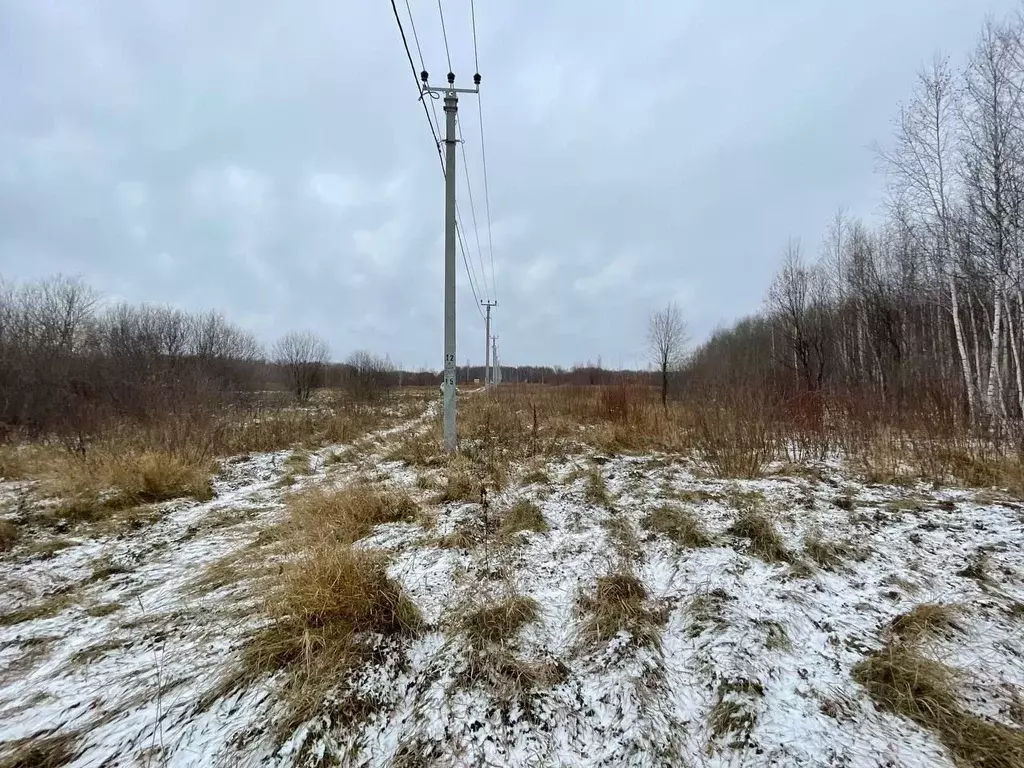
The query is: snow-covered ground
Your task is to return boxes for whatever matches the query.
[2,405,1023,767]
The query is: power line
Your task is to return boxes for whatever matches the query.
[436,0,453,73]
[469,0,480,74]
[477,96,497,303]
[392,0,485,320]
[469,0,497,301]
[457,116,491,301]
[390,0,443,172]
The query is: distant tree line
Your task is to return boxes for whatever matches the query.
[683,15,1024,434]
[0,275,405,445]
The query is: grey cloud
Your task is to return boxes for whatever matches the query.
[1,0,1020,370]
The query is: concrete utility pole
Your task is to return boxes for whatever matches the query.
[491,336,499,386]
[482,300,497,389]
[421,69,480,453]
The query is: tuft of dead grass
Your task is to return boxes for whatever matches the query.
[88,557,132,583]
[385,428,442,467]
[0,730,80,768]
[521,468,550,486]
[643,504,712,547]
[689,587,732,638]
[0,520,19,552]
[0,445,31,480]
[958,550,992,585]
[889,603,963,642]
[207,479,424,731]
[854,642,1024,768]
[500,500,548,537]
[290,483,419,544]
[233,546,421,731]
[583,467,612,506]
[0,591,74,627]
[727,508,793,564]
[457,645,569,700]
[578,571,663,648]
[804,528,849,569]
[283,449,312,475]
[435,468,479,504]
[708,677,764,748]
[462,595,539,648]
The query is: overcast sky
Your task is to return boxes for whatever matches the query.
[1,1,1020,369]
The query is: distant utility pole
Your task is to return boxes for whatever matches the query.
[492,336,499,386]
[421,69,480,453]
[482,300,497,389]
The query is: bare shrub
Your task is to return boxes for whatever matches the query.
[342,350,395,403]
[273,331,329,402]
[694,399,777,479]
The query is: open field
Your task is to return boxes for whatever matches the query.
[1,385,1023,767]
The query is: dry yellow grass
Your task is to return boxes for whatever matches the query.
[462,596,539,648]
[804,529,848,569]
[34,448,215,526]
[436,468,479,504]
[0,730,80,768]
[237,545,421,730]
[855,642,1024,768]
[643,504,712,547]
[889,603,963,642]
[500,500,549,537]
[206,481,424,731]
[727,508,793,564]
[289,483,419,544]
[578,571,664,648]
[0,520,19,552]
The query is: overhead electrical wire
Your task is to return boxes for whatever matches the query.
[436,0,454,73]
[469,0,497,302]
[458,116,492,302]
[392,0,487,319]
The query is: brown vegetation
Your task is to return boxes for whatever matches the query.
[462,595,540,648]
[643,504,712,547]
[215,481,424,731]
[0,730,80,768]
[855,643,1024,768]
[500,500,548,537]
[578,571,664,648]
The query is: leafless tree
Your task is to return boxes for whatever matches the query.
[272,331,330,402]
[647,302,688,407]
[766,240,832,392]
[344,349,395,402]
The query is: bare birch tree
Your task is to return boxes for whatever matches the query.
[648,302,688,407]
